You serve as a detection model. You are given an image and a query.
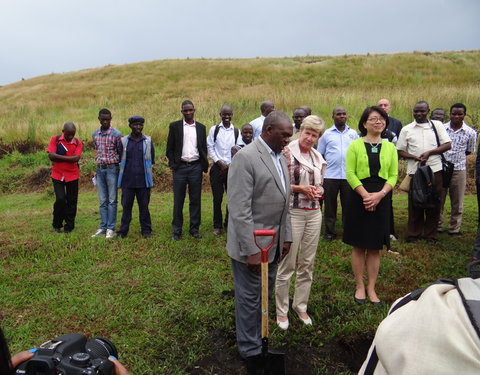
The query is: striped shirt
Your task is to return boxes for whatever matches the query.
[92,127,122,164]
[444,121,477,171]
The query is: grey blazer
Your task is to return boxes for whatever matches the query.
[227,138,292,263]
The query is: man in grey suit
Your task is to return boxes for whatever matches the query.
[227,110,293,372]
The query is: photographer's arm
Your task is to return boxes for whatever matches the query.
[108,356,131,375]
[10,350,34,369]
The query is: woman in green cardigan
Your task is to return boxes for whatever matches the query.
[344,106,398,305]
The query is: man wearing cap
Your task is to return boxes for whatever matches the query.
[117,116,155,238]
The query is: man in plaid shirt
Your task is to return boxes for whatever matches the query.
[91,108,123,239]
[438,103,477,235]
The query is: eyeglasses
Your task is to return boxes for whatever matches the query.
[367,117,386,123]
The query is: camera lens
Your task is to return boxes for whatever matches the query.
[85,337,118,359]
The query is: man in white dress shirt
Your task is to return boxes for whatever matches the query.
[207,104,239,235]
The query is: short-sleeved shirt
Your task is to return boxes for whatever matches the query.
[92,126,122,164]
[46,135,83,182]
[444,121,477,171]
[396,120,451,174]
[317,125,359,179]
[250,115,265,140]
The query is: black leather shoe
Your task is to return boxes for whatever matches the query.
[142,233,152,239]
[172,234,181,241]
[324,234,336,242]
[354,295,366,305]
[190,232,202,239]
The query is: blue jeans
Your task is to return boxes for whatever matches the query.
[96,166,119,230]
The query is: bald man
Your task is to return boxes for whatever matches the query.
[46,122,83,233]
[249,100,275,139]
[377,98,403,243]
[377,98,403,138]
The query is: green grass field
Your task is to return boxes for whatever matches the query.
[0,190,476,374]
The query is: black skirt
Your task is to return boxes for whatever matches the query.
[343,177,391,249]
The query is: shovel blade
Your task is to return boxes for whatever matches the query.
[264,349,286,375]
[245,350,286,375]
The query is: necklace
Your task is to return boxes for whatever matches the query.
[365,137,381,153]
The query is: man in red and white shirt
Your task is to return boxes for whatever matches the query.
[46,122,83,233]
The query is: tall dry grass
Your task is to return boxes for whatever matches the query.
[0,50,479,144]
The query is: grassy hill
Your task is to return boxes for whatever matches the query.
[1,50,479,145]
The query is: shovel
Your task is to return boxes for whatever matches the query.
[252,229,286,375]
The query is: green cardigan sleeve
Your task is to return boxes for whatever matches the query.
[384,142,398,188]
[346,139,363,190]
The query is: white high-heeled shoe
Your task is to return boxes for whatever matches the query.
[276,317,289,330]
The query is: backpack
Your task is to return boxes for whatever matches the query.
[410,164,437,209]
[359,264,480,375]
[213,125,239,144]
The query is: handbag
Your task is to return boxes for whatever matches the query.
[431,121,454,188]
[398,174,411,192]
[398,161,418,193]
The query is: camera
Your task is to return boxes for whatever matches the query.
[15,333,118,375]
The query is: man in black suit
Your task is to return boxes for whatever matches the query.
[378,98,403,246]
[166,100,208,240]
[378,98,403,138]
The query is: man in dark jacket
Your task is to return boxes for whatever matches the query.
[166,100,208,240]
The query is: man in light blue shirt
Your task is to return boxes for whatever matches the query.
[249,101,275,140]
[317,106,359,241]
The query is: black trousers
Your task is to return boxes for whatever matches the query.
[209,163,229,229]
[323,178,350,237]
[407,171,443,240]
[119,188,152,235]
[172,162,203,235]
[52,178,79,232]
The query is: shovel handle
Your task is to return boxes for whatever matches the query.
[253,229,276,263]
[253,229,277,342]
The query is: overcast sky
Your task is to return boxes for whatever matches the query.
[1,0,478,86]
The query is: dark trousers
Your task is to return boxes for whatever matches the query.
[407,171,443,240]
[323,178,350,237]
[52,178,79,232]
[473,181,480,259]
[210,163,228,229]
[119,188,152,235]
[231,259,277,359]
[172,162,203,235]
